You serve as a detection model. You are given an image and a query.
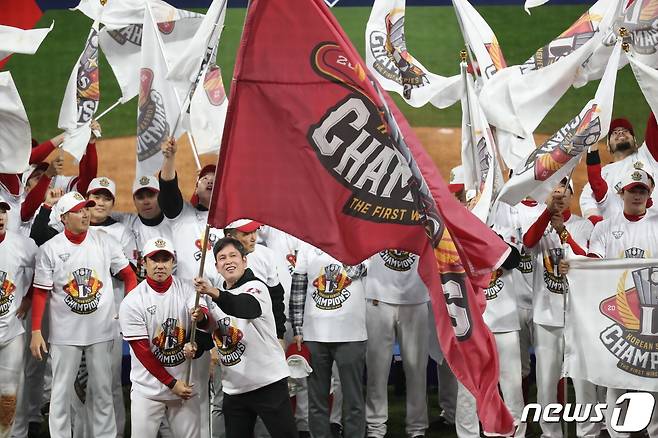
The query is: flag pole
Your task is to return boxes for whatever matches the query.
[95,97,122,121]
[184,223,211,384]
[460,50,481,196]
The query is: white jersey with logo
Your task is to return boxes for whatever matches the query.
[33,229,129,345]
[0,231,37,343]
[532,214,592,327]
[295,246,367,342]
[365,250,428,305]
[119,277,201,401]
[0,184,23,233]
[208,276,289,395]
[167,203,222,283]
[258,226,302,316]
[588,211,658,259]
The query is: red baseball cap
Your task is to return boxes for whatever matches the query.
[225,219,262,233]
[198,164,216,180]
[608,118,635,140]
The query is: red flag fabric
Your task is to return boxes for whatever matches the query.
[209,0,514,434]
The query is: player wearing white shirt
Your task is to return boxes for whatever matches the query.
[29,191,137,438]
[291,244,368,438]
[364,250,429,438]
[187,237,296,438]
[523,181,592,438]
[119,237,207,438]
[0,197,37,438]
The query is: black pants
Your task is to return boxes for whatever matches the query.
[223,378,298,438]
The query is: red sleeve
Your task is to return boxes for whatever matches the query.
[587,163,608,202]
[645,112,658,162]
[118,265,138,295]
[587,215,604,226]
[31,287,48,331]
[21,175,52,221]
[587,253,602,259]
[0,174,20,196]
[29,141,55,164]
[197,306,210,330]
[129,339,175,387]
[523,208,551,248]
[566,235,586,256]
[76,143,97,195]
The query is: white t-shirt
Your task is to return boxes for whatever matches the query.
[294,246,367,342]
[119,276,201,401]
[167,203,222,283]
[365,250,429,305]
[247,244,279,288]
[588,212,658,259]
[33,229,129,345]
[532,214,592,327]
[207,275,289,395]
[0,183,23,233]
[0,231,37,343]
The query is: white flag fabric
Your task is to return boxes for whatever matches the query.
[460,66,503,223]
[0,22,54,61]
[189,64,227,155]
[74,0,199,29]
[136,5,185,176]
[629,51,658,118]
[58,22,100,161]
[0,72,31,174]
[452,0,507,83]
[98,8,203,102]
[524,0,550,14]
[565,256,658,391]
[365,0,462,108]
[497,40,621,206]
[480,0,620,137]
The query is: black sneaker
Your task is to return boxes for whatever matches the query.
[330,422,343,438]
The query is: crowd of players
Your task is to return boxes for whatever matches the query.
[1,111,658,438]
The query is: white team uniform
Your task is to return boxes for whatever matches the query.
[33,229,129,438]
[364,250,429,438]
[588,212,658,438]
[0,231,37,438]
[530,213,592,438]
[119,276,203,438]
[0,184,23,233]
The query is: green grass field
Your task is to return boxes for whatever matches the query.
[5,4,651,142]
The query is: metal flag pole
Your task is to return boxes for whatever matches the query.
[95,97,122,121]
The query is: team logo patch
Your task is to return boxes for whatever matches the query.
[307,42,421,226]
[98,177,110,187]
[626,247,646,259]
[59,253,71,262]
[106,24,142,46]
[137,68,170,163]
[613,231,624,239]
[147,305,157,315]
[635,161,645,170]
[517,249,534,274]
[73,192,84,201]
[152,318,186,367]
[203,65,226,107]
[139,176,150,186]
[484,268,504,300]
[599,267,658,378]
[379,250,415,272]
[213,317,246,366]
[543,248,566,294]
[63,268,104,314]
[76,27,99,125]
[0,271,17,317]
[368,8,428,99]
[154,238,167,249]
[311,264,352,310]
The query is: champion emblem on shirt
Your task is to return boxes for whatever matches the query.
[517,249,533,274]
[543,248,565,294]
[598,267,658,378]
[213,317,246,366]
[63,268,104,314]
[379,250,416,272]
[484,268,504,300]
[0,271,17,317]
[152,318,186,367]
[312,264,352,310]
[59,253,70,262]
[612,231,624,240]
[625,247,646,259]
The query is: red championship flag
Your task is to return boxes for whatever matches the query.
[209,0,514,434]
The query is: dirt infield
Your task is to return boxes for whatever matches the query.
[57,128,603,214]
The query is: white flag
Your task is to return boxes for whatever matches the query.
[565,256,658,391]
[58,22,100,161]
[480,0,620,137]
[629,52,658,118]
[524,0,550,14]
[0,72,31,174]
[189,64,227,155]
[460,66,503,223]
[497,40,621,206]
[74,0,198,29]
[365,0,462,108]
[0,22,54,61]
[98,9,203,102]
[136,5,185,176]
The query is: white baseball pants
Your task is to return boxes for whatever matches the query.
[517,308,534,378]
[572,379,602,438]
[49,341,116,438]
[534,323,564,438]
[0,334,24,438]
[365,300,429,438]
[130,391,201,438]
[198,351,211,438]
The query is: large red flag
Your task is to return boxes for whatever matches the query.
[210,0,514,434]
